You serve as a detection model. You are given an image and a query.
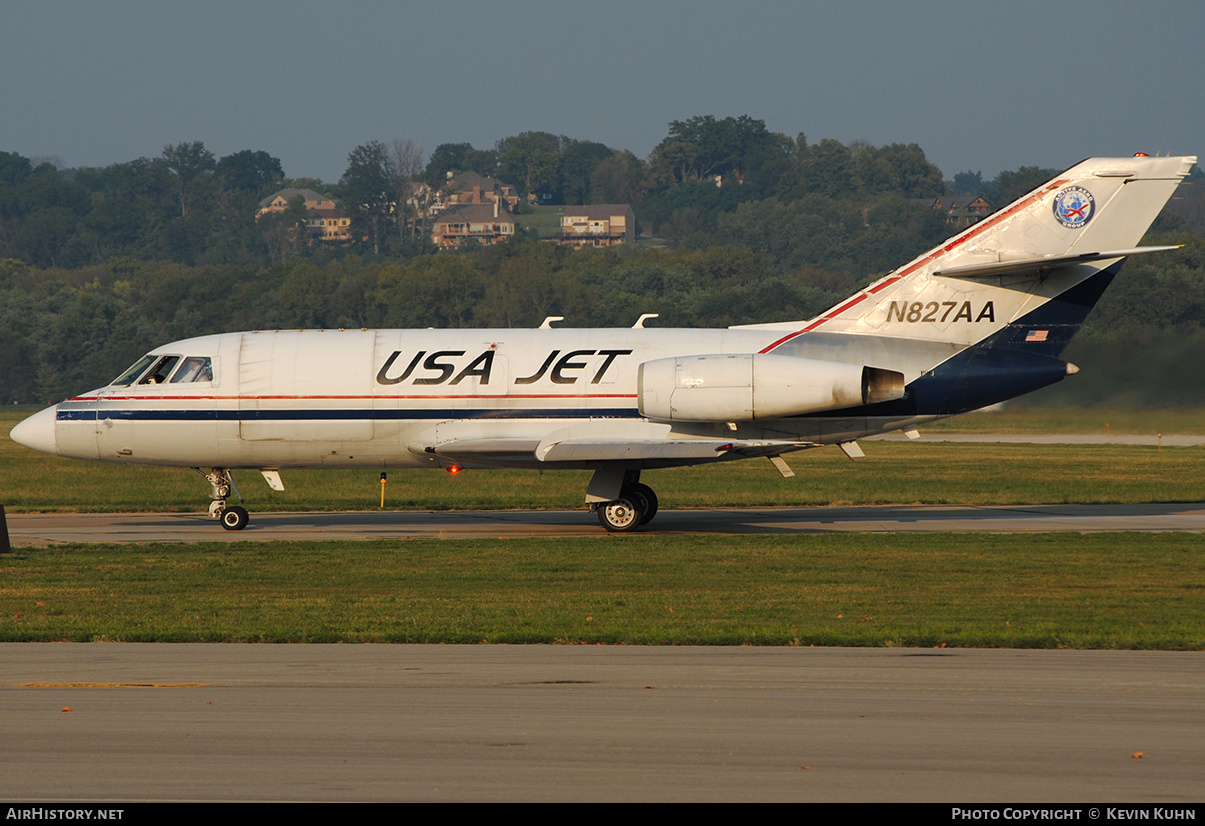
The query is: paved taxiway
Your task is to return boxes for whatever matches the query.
[870,432,1205,446]
[6,501,1205,544]
[3,644,1202,802]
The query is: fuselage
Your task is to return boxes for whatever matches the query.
[17,326,957,471]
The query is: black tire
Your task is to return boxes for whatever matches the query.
[597,497,644,533]
[626,483,659,525]
[220,506,249,531]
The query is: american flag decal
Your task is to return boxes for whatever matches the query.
[1025,330,1049,342]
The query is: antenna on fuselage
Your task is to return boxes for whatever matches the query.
[539,316,564,329]
[632,313,659,328]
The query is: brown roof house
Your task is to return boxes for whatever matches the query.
[912,194,993,229]
[431,201,517,247]
[557,204,635,248]
[434,171,521,214]
[257,188,352,242]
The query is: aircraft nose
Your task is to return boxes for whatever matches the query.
[10,405,58,455]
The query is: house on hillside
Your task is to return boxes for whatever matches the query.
[257,188,352,242]
[557,204,635,248]
[431,202,516,247]
[433,171,520,214]
[913,194,993,229]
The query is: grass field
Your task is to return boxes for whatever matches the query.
[516,205,564,238]
[2,533,1202,648]
[923,405,1205,434]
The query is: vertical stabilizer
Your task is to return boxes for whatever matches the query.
[760,155,1195,351]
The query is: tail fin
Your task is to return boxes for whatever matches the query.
[759,155,1196,351]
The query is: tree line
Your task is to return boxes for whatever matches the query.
[3,231,1204,406]
[2,116,1202,406]
[6,115,1139,269]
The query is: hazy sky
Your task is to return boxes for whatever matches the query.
[2,1,1201,183]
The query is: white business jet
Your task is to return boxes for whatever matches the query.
[11,155,1195,531]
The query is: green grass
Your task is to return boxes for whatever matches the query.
[1,533,1200,648]
[516,205,565,238]
[924,404,1205,434]
[5,408,1205,512]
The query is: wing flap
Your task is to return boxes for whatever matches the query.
[538,440,732,462]
[414,438,542,464]
[415,433,817,465]
[537,437,816,462]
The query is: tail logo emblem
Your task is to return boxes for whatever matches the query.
[1052,186,1096,228]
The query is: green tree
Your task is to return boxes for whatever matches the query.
[217,150,284,195]
[162,142,216,217]
[424,143,498,185]
[276,262,339,327]
[650,115,783,186]
[987,166,1058,206]
[340,141,396,255]
[796,138,855,198]
[260,195,309,266]
[73,158,176,262]
[951,170,984,196]
[375,254,485,327]
[590,150,648,205]
[559,140,612,204]
[496,132,563,198]
[851,143,944,198]
[9,164,90,267]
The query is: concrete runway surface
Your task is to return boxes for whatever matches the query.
[6,501,1205,544]
[870,432,1205,446]
[2,644,1202,802]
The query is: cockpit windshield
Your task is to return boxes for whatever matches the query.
[170,356,213,383]
[110,355,157,386]
[110,353,215,386]
[138,356,180,385]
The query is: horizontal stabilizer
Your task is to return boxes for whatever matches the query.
[933,246,1181,279]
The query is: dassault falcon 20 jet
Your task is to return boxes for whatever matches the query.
[11,154,1196,531]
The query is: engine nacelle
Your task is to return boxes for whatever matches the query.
[637,353,905,422]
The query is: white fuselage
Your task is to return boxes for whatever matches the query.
[27,326,938,471]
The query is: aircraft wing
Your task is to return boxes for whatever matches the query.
[933,245,1180,279]
[416,436,816,464]
[536,438,816,462]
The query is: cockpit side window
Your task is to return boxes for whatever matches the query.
[110,355,157,386]
[170,356,214,383]
[138,355,181,385]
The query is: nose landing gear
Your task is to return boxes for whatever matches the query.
[219,504,250,531]
[196,468,249,531]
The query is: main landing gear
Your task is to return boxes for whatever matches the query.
[196,468,249,531]
[592,472,659,533]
